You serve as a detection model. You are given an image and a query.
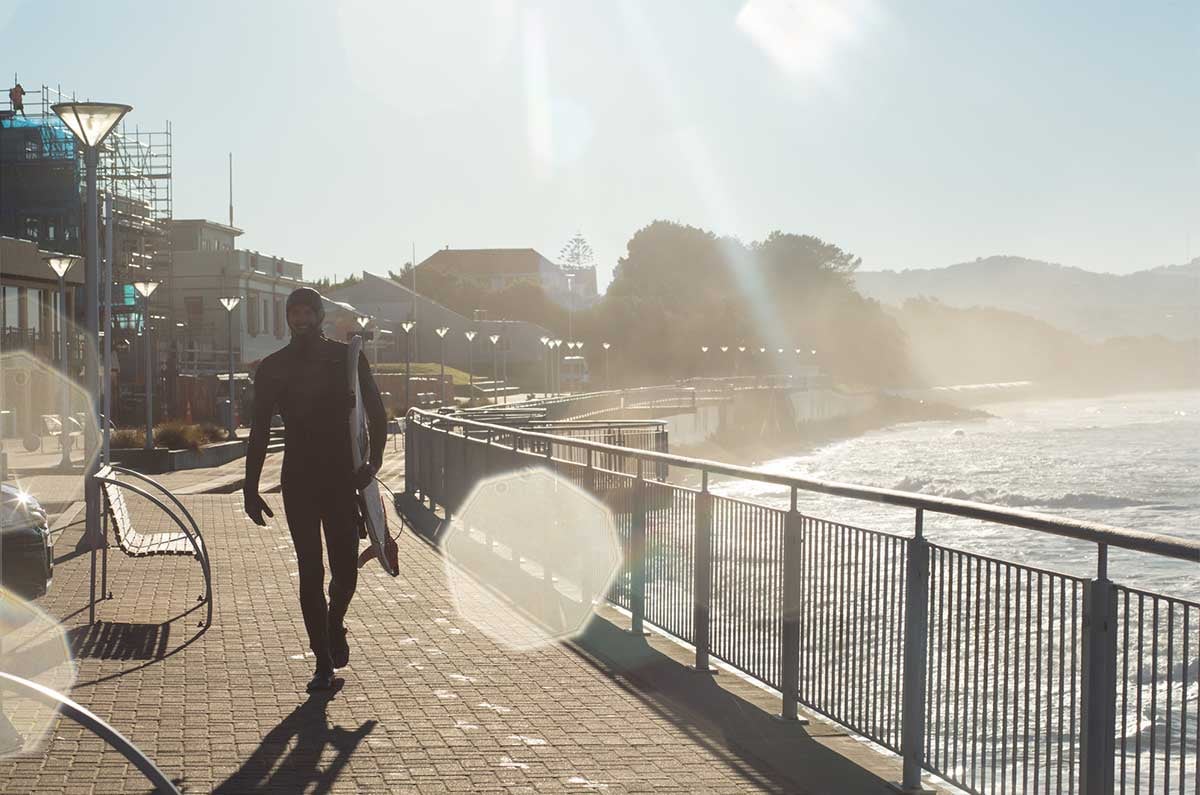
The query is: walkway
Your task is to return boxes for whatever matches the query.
[0,452,925,792]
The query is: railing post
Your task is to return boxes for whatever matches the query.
[780,487,802,720]
[896,509,932,793]
[1080,544,1117,795]
[692,471,714,673]
[630,458,648,636]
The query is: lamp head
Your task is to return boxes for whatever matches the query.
[132,281,159,299]
[489,334,500,344]
[436,327,449,338]
[465,330,477,341]
[219,297,241,312]
[51,102,132,148]
[357,316,370,329]
[602,342,611,350]
[44,254,80,278]
[401,321,415,333]
[701,346,709,353]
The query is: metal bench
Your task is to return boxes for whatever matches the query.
[93,465,213,627]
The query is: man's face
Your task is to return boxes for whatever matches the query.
[287,304,319,336]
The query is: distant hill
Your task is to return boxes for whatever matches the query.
[854,256,1200,341]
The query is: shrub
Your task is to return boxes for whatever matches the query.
[110,428,145,449]
[153,421,205,451]
[197,422,228,444]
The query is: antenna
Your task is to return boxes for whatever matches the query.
[228,153,234,228]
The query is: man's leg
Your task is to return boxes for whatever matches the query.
[321,485,360,666]
[282,483,334,675]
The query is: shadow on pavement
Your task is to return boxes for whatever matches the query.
[69,620,171,661]
[214,682,376,795]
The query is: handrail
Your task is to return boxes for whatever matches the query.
[0,672,180,794]
[409,407,1200,563]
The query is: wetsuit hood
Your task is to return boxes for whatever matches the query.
[286,287,326,347]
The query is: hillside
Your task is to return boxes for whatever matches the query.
[854,256,1200,341]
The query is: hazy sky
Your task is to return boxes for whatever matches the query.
[3,1,1196,286]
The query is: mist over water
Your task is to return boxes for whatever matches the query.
[712,390,1200,601]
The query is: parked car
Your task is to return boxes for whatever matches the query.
[1,483,53,599]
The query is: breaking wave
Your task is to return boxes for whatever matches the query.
[890,477,1156,510]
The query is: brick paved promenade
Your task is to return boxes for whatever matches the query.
[0,449,927,793]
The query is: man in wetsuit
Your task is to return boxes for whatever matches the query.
[244,287,387,692]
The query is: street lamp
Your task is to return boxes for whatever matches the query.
[700,346,709,379]
[737,345,746,377]
[540,336,551,395]
[132,282,160,449]
[219,297,241,437]
[52,100,130,576]
[44,254,80,468]
[436,327,450,404]
[552,339,563,394]
[464,330,477,400]
[602,342,611,390]
[488,334,501,404]
[720,346,729,379]
[401,321,415,411]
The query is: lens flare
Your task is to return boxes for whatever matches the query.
[0,591,77,757]
[442,468,621,651]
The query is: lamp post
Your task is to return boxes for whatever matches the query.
[700,346,709,379]
[552,339,563,394]
[436,327,449,404]
[736,346,746,377]
[488,334,500,404]
[720,346,729,380]
[44,255,79,468]
[539,336,551,395]
[132,282,159,449]
[52,101,130,582]
[401,321,415,411]
[464,330,477,400]
[602,342,611,390]
[219,297,241,437]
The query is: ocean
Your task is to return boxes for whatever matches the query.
[710,389,1200,601]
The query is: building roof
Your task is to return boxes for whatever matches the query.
[170,219,244,237]
[418,248,555,276]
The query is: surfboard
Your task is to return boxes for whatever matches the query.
[348,336,399,576]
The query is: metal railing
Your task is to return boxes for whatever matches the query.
[403,407,1200,795]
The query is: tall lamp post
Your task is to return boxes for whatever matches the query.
[219,297,241,437]
[488,334,501,404]
[435,327,450,404]
[464,330,477,400]
[44,254,79,468]
[401,321,415,411]
[539,336,551,395]
[52,101,130,587]
[700,346,709,379]
[132,282,160,449]
[552,339,563,394]
[736,346,746,377]
[720,346,729,380]
[602,342,611,390]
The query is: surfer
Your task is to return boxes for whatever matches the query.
[243,287,387,692]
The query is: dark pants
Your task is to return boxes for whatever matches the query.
[281,475,359,671]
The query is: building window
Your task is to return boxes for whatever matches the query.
[247,292,259,336]
[23,217,39,241]
[184,296,204,325]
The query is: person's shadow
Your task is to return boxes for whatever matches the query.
[214,681,375,794]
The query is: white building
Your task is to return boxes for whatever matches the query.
[163,219,308,371]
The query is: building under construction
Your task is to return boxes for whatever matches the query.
[1,80,174,424]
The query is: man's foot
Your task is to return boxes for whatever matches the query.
[306,669,336,692]
[330,624,350,669]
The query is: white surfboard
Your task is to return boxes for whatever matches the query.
[348,336,398,576]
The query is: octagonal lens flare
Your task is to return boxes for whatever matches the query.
[443,468,621,651]
[0,591,77,757]
[1,344,102,485]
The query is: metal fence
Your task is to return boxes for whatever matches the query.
[404,408,1200,794]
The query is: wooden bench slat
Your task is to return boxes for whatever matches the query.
[101,481,198,560]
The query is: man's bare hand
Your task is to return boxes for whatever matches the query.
[244,490,275,526]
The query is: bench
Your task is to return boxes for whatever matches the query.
[93,465,214,627]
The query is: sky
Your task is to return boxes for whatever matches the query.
[3,0,1197,287]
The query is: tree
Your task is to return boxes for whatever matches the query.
[559,232,595,268]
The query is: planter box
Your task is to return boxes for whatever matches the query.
[110,440,247,474]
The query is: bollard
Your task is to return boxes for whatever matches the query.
[1079,545,1117,795]
[692,473,714,672]
[630,458,648,636]
[896,509,932,793]
[780,490,802,719]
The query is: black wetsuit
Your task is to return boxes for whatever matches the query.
[245,334,386,671]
